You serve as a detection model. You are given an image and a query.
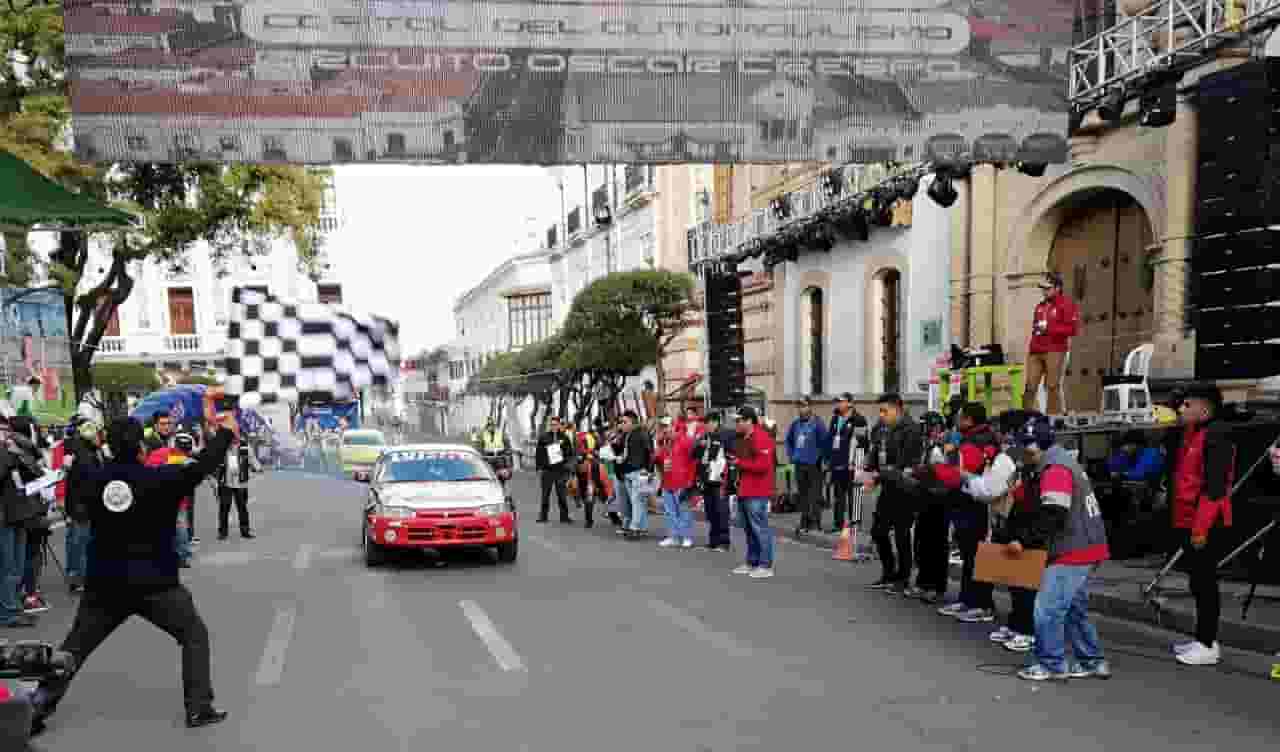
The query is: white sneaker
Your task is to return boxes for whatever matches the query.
[749,567,775,579]
[681,538,694,549]
[1175,641,1221,666]
[659,537,679,548]
[1172,640,1198,654]
[989,626,1015,644]
[937,602,967,617]
[732,564,754,575]
[1003,635,1035,653]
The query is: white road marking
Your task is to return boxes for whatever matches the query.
[254,605,298,687]
[647,598,753,658]
[526,535,576,561]
[460,600,525,672]
[315,546,360,561]
[293,543,314,572]
[197,551,258,567]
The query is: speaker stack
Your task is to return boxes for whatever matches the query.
[704,269,747,408]
[1193,60,1280,379]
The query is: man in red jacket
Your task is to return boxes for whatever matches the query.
[656,408,702,549]
[1166,383,1235,666]
[729,406,776,579]
[1021,272,1079,416]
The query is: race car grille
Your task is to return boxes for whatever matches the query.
[407,524,489,542]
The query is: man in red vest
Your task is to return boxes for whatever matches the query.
[1022,272,1079,416]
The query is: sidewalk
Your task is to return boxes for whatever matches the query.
[680,501,1280,661]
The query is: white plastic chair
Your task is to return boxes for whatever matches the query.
[1102,343,1155,413]
[1036,350,1071,415]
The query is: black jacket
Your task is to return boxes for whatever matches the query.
[535,431,575,473]
[65,435,104,524]
[693,429,728,488]
[80,428,233,593]
[867,416,924,509]
[612,428,653,477]
[827,410,869,470]
[0,441,46,528]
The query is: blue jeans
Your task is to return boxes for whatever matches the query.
[624,472,650,531]
[1033,563,1105,673]
[0,526,27,624]
[662,489,693,539]
[176,518,192,562]
[738,497,774,568]
[66,521,92,580]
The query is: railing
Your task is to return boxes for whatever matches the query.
[164,334,202,352]
[98,337,125,353]
[1069,0,1280,105]
[687,176,842,268]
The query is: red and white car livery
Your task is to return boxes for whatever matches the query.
[362,444,518,566]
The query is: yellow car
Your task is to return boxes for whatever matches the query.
[342,429,388,481]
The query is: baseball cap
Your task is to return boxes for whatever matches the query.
[837,392,854,402]
[1011,414,1055,450]
[800,395,814,406]
[736,406,758,422]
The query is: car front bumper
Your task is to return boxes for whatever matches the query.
[367,513,517,548]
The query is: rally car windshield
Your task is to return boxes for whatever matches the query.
[380,452,493,483]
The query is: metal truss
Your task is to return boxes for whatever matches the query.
[1070,0,1280,105]
[688,177,838,268]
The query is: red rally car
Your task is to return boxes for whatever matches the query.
[361,444,518,566]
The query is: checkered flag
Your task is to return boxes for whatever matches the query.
[224,287,400,407]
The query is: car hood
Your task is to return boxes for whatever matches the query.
[377,482,503,508]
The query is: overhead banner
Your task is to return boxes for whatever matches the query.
[63,0,1073,165]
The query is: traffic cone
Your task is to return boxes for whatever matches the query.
[833,523,855,561]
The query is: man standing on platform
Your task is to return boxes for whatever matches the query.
[1022,272,1079,416]
[786,397,829,536]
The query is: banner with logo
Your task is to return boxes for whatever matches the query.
[64,0,1072,165]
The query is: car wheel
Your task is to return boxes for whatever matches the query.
[496,538,518,564]
[363,522,387,567]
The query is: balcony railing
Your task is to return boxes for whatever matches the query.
[93,332,223,358]
[165,334,202,352]
[1069,0,1280,105]
[98,337,125,353]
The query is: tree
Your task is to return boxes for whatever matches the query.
[1,2,330,400]
[90,361,160,418]
[560,269,695,416]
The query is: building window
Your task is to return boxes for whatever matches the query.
[508,292,551,349]
[218,135,241,152]
[443,130,455,148]
[262,135,287,161]
[167,287,195,335]
[800,287,824,395]
[127,135,148,151]
[875,269,902,393]
[333,138,354,162]
[449,360,464,380]
[318,284,342,304]
[387,132,406,156]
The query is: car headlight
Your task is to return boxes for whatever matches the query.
[473,503,506,517]
[374,505,414,519]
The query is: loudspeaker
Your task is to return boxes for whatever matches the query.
[1195,60,1280,235]
[1197,305,1280,344]
[1193,228,1280,275]
[705,271,746,407]
[1196,341,1280,380]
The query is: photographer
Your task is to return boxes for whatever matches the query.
[28,415,235,736]
[1,416,48,629]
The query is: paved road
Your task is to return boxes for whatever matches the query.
[19,470,1279,751]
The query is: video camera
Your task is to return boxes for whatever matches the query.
[0,641,75,681]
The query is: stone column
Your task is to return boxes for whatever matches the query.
[968,164,999,347]
[1152,96,1197,378]
[948,175,971,348]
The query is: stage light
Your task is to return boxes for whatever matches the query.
[822,170,844,198]
[770,195,792,221]
[1139,79,1177,128]
[1098,88,1125,124]
[594,203,613,227]
[927,171,958,208]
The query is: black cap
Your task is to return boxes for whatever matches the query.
[1184,382,1224,410]
[1039,271,1064,289]
[837,392,854,402]
[800,395,814,406]
[736,406,758,422]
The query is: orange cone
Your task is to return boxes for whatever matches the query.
[833,523,855,561]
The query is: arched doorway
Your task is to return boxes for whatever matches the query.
[1047,191,1155,411]
[799,287,825,395]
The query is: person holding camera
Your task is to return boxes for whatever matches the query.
[1,416,49,629]
[217,431,261,541]
[28,415,236,736]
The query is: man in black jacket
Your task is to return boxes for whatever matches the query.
[611,410,654,537]
[866,393,924,593]
[29,415,236,736]
[64,421,105,593]
[693,412,732,551]
[828,392,868,533]
[535,415,575,523]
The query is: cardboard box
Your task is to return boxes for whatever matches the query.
[974,542,1047,590]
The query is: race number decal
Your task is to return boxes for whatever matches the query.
[103,480,134,513]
